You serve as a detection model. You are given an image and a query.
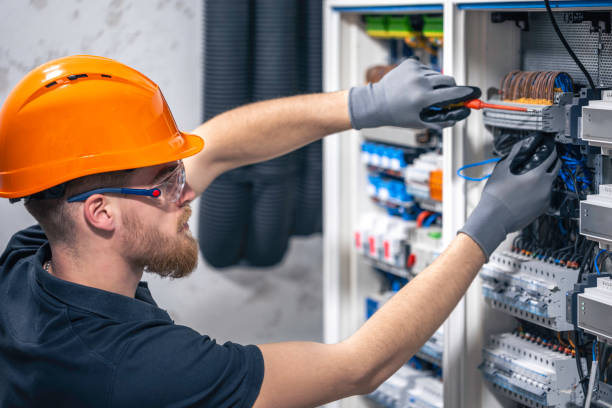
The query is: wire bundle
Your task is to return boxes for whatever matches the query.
[512,216,596,270]
[501,70,573,105]
[555,145,593,201]
[513,326,576,356]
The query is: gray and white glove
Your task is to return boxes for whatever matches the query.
[459,143,561,260]
[348,59,480,130]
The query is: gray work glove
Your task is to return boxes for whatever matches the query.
[458,143,561,260]
[348,59,479,130]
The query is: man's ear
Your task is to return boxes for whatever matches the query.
[82,195,116,233]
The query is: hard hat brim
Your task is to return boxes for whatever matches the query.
[0,132,204,199]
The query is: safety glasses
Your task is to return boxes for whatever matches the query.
[67,161,186,203]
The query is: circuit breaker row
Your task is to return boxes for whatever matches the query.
[480,332,584,408]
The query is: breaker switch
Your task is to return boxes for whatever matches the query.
[407,253,416,268]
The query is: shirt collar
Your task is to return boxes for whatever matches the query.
[33,242,172,323]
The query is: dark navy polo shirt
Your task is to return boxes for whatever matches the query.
[0,225,264,407]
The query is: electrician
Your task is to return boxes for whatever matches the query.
[0,55,560,407]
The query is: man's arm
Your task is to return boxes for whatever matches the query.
[184,91,350,196]
[184,59,475,195]
[253,143,561,407]
[254,233,485,408]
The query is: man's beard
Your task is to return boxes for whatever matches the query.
[122,206,198,279]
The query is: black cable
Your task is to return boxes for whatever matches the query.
[544,0,596,89]
[574,330,589,398]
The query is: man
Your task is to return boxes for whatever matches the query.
[0,55,559,407]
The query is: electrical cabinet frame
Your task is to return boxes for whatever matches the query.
[323,1,612,408]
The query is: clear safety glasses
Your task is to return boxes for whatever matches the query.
[67,161,186,204]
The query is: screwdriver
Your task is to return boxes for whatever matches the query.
[463,99,536,112]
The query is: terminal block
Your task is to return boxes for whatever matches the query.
[577,276,612,342]
[480,251,580,331]
[482,99,567,133]
[480,332,584,408]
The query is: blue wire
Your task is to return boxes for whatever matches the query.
[457,158,502,182]
[559,149,592,193]
[593,339,598,361]
[423,213,440,227]
[595,249,607,275]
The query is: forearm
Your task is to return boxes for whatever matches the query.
[344,233,486,390]
[185,90,350,195]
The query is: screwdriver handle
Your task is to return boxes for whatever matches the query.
[465,99,528,112]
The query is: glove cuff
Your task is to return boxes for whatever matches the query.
[348,84,393,130]
[458,193,510,261]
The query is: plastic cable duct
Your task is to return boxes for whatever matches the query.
[198,174,252,268]
[245,0,301,265]
[293,0,323,236]
[199,0,252,267]
[202,0,251,120]
[199,0,324,267]
[245,179,296,266]
[251,0,301,179]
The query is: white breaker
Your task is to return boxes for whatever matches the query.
[405,152,443,201]
[480,251,580,331]
[580,184,612,249]
[581,91,612,156]
[577,276,612,342]
[354,213,441,276]
[481,332,584,408]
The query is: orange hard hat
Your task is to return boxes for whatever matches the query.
[0,55,204,199]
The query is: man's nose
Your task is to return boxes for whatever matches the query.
[178,182,197,206]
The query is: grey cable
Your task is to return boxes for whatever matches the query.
[585,356,598,408]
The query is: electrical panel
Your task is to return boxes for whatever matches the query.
[466,6,612,408]
[323,2,612,408]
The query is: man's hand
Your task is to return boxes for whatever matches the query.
[348,59,478,130]
[459,142,562,259]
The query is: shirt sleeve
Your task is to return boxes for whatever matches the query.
[110,323,264,408]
